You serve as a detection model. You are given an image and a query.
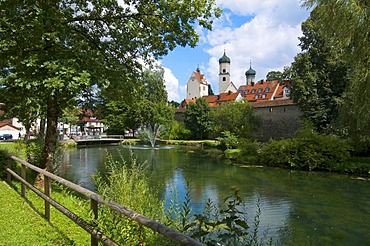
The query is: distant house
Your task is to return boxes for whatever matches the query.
[77,109,105,136]
[0,122,21,140]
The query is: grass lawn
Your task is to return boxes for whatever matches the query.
[0,141,98,245]
[0,180,73,245]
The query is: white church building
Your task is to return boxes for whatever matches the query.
[186,51,238,99]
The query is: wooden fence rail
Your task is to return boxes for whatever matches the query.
[5,154,204,246]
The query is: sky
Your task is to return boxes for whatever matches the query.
[160,0,311,102]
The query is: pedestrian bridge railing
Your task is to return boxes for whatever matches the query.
[5,154,203,246]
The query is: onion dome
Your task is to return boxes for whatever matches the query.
[219,51,231,63]
[245,63,256,76]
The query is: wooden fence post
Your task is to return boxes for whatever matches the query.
[6,159,12,184]
[21,164,26,197]
[91,199,99,246]
[44,175,51,221]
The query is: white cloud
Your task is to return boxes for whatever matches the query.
[203,0,309,94]
[163,67,181,102]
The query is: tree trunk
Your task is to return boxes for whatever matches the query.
[24,123,31,141]
[39,118,46,138]
[35,96,59,190]
[41,96,59,172]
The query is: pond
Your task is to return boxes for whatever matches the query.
[57,145,370,245]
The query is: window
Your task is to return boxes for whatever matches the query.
[265,87,270,92]
[285,88,290,97]
[258,88,262,93]
[262,94,266,99]
[223,69,226,73]
[223,77,226,81]
[254,94,259,99]
[245,89,250,94]
[251,88,256,93]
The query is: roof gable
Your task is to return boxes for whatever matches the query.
[0,122,21,131]
[187,71,208,86]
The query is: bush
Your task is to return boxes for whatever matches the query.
[224,148,242,160]
[221,138,259,164]
[260,132,350,171]
[217,131,239,150]
[93,152,170,245]
[170,121,191,140]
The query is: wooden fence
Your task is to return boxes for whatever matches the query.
[5,154,204,246]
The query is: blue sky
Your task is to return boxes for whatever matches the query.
[160,0,311,102]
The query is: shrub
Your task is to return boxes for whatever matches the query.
[221,138,259,163]
[224,148,242,161]
[260,132,350,171]
[217,131,239,150]
[170,121,191,140]
[93,152,169,245]
[182,188,271,245]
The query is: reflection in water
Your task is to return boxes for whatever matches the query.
[57,145,370,245]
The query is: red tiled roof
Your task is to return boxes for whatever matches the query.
[203,95,218,107]
[184,98,197,104]
[176,80,295,113]
[194,71,208,85]
[238,80,280,101]
[252,99,295,108]
[218,91,239,102]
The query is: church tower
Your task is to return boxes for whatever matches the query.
[219,51,231,93]
[245,62,256,85]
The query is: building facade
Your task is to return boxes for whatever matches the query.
[177,52,301,141]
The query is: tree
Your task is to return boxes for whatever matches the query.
[103,66,174,139]
[210,100,258,139]
[288,9,347,133]
[104,100,143,135]
[184,98,212,139]
[266,71,283,81]
[302,0,370,137]
[142,67,168,104]
[139,66,174,142]
[169,100,180,108]
[0,1,221,170]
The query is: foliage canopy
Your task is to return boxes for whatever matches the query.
[289,9,347,133]
[211,100,258,139]
[301,0,370,137]
[184,98,212,140]
[0,0,221,169]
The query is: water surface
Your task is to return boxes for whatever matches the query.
[58,145,370,245]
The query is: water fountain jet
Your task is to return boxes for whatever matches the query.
[146,123,162,148]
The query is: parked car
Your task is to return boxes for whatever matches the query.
[0,134,13,140]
